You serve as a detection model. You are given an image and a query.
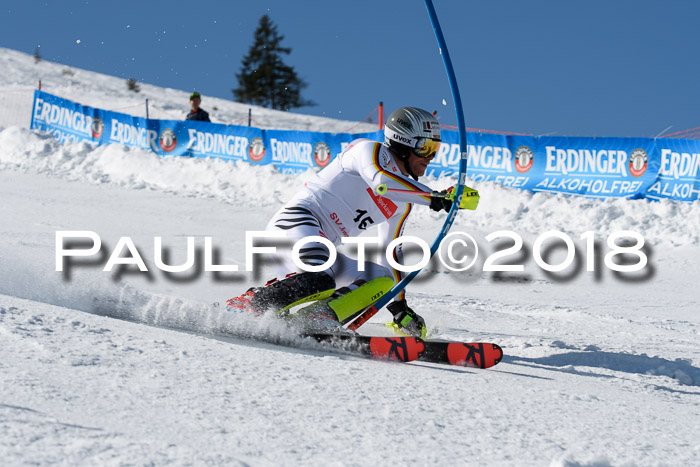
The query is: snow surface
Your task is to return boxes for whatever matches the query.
[1,48,700,466]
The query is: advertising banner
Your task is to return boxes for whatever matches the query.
[647,138,700,202]
[31,90,699,202]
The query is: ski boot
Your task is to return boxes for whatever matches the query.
[386,299,427,339]
[292,276,394,333]
[226,271,335,316]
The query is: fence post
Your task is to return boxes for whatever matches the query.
[248,108,252,127]
[378,101,384,130]
[38,80,42,90]
[145,98,149,119]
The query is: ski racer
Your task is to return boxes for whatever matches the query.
[227,107,479,337]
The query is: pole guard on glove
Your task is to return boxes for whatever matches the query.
[429,185,479,212]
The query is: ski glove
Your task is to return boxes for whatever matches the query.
[429,186,480,212]
[387,299,427,339]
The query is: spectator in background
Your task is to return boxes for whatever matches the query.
[186,92,211,122]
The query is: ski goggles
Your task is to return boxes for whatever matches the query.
[413,137,441,158]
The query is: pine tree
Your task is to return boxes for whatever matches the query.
[233,15,314,111]
[34,46,41,64]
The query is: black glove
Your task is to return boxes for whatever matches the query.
[429,190,452,213]
[387,299,427,339]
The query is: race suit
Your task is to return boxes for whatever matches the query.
[265,139,434,301]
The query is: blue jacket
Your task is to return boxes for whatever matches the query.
[186,108,211,122]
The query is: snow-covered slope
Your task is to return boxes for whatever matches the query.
[0,47,377,132]
[1,47,699,466]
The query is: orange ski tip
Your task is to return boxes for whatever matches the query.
[447,342,503,369]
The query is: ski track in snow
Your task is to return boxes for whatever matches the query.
[1,47,700,466]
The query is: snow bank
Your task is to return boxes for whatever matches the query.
[453,180,700,246]
[0,126,305,208]
[2,125,698,246]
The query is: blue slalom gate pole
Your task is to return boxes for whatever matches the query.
[370,0,469,312]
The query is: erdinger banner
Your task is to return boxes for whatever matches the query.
[29,91,375,170]
[431,133,697,201]
[31,90,699,202]
[649,138,700,201]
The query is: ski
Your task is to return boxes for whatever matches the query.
[378,322,503,369]
[418,341,503,369]
[303,333,425,363]
[305,333,503,368]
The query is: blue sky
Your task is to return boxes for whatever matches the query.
[3,0,699,137]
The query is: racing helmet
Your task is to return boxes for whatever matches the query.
[384,106,441,159]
